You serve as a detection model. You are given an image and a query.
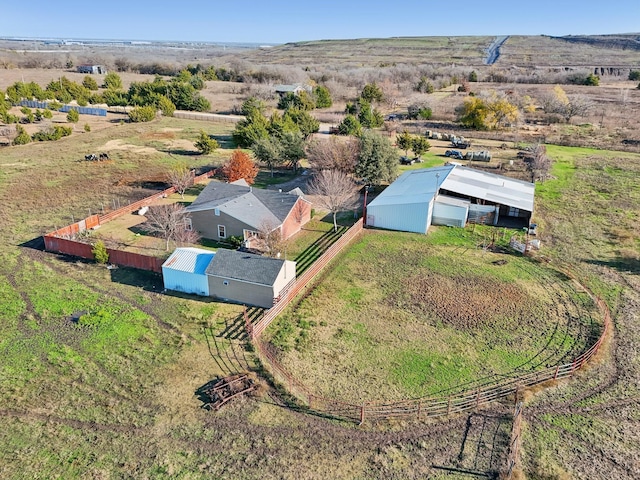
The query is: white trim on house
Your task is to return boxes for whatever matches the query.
[218,225,226,238]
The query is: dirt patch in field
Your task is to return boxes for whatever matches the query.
[102,139,157,155]
[404,273,538,331]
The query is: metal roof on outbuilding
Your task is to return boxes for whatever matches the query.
[367,165,454,208]
[369,165,534,213]
[162,247,215,274]
[441,166,535,212]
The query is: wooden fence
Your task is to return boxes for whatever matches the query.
[247,219,364,340]
[500,401,523,480]
[173,111,245,123]
[248,234,612,424]
[43,171,215,272]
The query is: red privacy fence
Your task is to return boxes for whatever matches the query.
[43,170,215,273]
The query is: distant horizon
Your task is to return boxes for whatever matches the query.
[1,31,638,49]
[4,0,640,45]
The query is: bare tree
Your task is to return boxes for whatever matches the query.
[308,169,360,232]
[305,136,360,174]
[144,204,194,251]
[167,164,194,199]
[257,220,284,257]
[528,144,552,182]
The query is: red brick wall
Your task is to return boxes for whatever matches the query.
[281,198,311,240]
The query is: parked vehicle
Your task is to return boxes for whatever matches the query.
[464,150,492,162]
[451,136,470,149]
[400,156,415,165]
[445,150,464,159]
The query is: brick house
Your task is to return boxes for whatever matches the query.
[185,179,311,246]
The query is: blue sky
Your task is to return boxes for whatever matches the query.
[4,0,639,44]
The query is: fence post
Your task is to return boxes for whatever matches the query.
[244,307,254,341]
[553,365,560,380]
[417,401,422,420]
[476,388,480,410]
[447,396,452,415]
[359,403,365,425]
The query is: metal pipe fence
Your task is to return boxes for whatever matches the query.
[247,231,612,425]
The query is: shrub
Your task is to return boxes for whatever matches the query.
[227,235,244,248]
[157,95,175,117]
[66,109,79,123]
[103,72,123,89]
[194,130,219,154]
[82,75,99,90]
[31,125,72,141]
[128,105,157,122]
[92,240,109,264]
[12,126,31,145]
[628,70,640,81]
[314,85,333,108]
[337,115,362,136]
[84,123,91,132]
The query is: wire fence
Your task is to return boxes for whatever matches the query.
[43,170,215,272]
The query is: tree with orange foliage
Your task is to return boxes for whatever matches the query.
[221,150,259,185]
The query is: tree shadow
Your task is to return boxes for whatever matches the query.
[161,148,201,156]
[209,134,235,149]
[586,257,640,275]
[109,266,163,291]
[432,412,511,479]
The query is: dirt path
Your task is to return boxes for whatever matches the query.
[265,171,312,193]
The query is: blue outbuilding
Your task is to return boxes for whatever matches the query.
[161,247,215,296]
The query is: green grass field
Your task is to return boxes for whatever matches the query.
[0,109,639,479]
[264,226,600,402]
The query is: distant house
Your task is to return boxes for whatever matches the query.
[274,84,310,97]
[185,179,312,245]
[206,249,296,308]
[77,64,107,74]
[366,165,535,234]
[161,247,296,308]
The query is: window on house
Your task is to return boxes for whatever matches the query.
[184,218,192,231]
[508,207,520,217]
[214,208,220,216]
[243,229,259,240]
[218,225,226,238]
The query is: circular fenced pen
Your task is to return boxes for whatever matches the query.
[261,225,604,408]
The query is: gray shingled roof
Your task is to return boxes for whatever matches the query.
[185,180,303,229]
[205,248,284,286]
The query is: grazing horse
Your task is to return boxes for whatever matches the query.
[99,153,110,161]
[85,153,98,161]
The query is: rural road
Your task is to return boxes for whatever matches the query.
[484,35,509,65]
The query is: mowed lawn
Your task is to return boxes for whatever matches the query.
[264,226,601,403]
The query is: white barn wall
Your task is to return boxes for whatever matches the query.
[162,268,209,296]
[432,202,468,227]
[367,201,431,234]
